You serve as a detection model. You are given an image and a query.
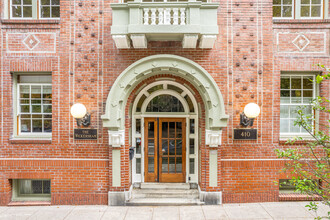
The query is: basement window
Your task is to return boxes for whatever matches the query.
[12,179,51,201]
[279,179,321,194]
[279,179,297,193]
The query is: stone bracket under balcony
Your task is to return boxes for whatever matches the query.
[111,1,219,49]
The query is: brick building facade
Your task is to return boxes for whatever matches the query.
[0,0,329,205]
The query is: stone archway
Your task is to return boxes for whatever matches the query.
[102,54,228,133]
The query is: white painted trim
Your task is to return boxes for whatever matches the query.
[209,150,217,187]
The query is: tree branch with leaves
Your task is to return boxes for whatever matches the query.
[275,64,330,220]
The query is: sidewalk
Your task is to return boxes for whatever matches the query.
[0,202,329,220]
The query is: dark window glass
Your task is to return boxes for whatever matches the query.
[19,180,51,195]
[146,95,184,112]
[136,158,141,174]
[136,119,141,134]
[189,158,195,174]
[190,119,195,134]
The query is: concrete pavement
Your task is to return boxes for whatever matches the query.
[0,202,329,220]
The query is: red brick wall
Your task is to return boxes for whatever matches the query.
[0,0,329,205]
[0,160,108,205]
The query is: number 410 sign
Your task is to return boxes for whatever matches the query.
[233,129,257,140]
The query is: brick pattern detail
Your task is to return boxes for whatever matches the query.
[275,31,328,54]
[7,33,56,53]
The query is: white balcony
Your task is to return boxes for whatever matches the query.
[111,0,219,49]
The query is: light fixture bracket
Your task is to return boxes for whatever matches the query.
[76,113,91,127]
[240,113,255,127]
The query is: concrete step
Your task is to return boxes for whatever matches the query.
[132,189,199,199]
[126,198,203,206]
[140,183,190,190]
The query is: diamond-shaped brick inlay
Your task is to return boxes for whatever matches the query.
[23,34,40,50]
[292,34,310,52]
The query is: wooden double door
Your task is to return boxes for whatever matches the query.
[144,118,186,183]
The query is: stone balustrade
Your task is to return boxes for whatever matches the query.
[111,1,219,48]
[143,8,186,25]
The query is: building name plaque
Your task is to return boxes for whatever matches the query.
[74,129,98,140]
[233,129,257,140]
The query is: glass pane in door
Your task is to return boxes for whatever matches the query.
[148,140,154,155]
[169,157,175,173]
[162,157,168,172]
[148,157,154,173]
[162,140,168,155]
[176,140,182,155]
[169,139,175,155]
[169,122,175,138]
[162,122,168,138]
[148,122,154,138]
[176,122,182,138]
[176,157,182,172]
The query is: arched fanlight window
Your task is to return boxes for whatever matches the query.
[134,82,197,114]
[146,95,184,112]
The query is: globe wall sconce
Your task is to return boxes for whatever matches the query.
[70,103,91,127]
[240,103,260,127]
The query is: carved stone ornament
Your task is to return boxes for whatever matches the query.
[205,130,222,148]
[108,130,125,147]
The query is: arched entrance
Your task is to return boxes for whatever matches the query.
[131,80,198,183]
[102,54,228,195]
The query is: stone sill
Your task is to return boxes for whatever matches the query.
[8,201,51,206]
[9,139,52,144]
[273,19,330,24]
[279,193,322,201]
[1,19,60,24]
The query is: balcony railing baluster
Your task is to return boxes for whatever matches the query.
[143,7,186,25]
[158,8,164,25]
[164,8,171,24]
[180,8,185,25]
[151,8,157,25]
[143,8,149,25]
